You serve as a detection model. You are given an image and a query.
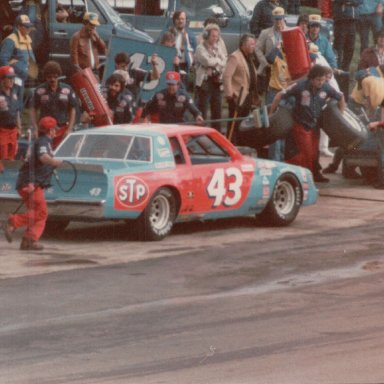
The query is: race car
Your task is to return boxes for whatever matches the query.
[0,124,318,241]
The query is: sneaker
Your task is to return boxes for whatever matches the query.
[314,173,330,183]
[2,219,14,243]
[20,237,44,251]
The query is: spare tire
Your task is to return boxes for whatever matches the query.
[237,104,293,149]
[238,116,275,149]
[320,100,368,150]
[269,104,294,141]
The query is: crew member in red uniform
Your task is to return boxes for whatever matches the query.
[0,65,21,160]
[270,64,345,182]
[30,61,77,148]
[2,117,63,251]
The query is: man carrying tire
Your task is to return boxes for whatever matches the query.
[270,64,345,182]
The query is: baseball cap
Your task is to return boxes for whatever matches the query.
[0,66,16,79]
[308,14,321,26]
[272,7,285,20]
[166,71,180,85]
[83,12,100,26]
[16,14,34,28]
[39,116,58,132]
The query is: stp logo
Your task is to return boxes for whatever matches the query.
[114,175,149,209]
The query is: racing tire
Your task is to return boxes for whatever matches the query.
[257,174,302,226]
[359,166,378,184]
[320,101,368,150]
[268,104,294,141]
[43,219,70,237]
[137,188,177,241]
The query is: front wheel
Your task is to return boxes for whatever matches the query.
[137,188,177,241]
[258,174,302,226]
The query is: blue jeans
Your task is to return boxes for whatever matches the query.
[266,87,285,161]
[359,13,383,53]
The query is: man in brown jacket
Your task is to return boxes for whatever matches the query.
[69,12,106,76]
[223,33,259,144]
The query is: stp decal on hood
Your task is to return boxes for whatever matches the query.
[114,175,149,210]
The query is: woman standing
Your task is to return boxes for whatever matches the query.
[194,24,227,131]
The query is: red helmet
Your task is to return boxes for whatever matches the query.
[39,116,57,132]
[0,66,16,79]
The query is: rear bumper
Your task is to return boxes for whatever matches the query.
[0,196,105,219]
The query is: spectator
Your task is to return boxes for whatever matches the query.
[0,14,36,108]
[160,31,180,71]
[0,66,21,160]
[113,51,159,100]
[250,0,288,38]
[56,3,69,23]
[296,13,309,35]
[358,29,384,69]
[70,12,106,76]
[358,0,383,53]
[287,0,300,15]
[333,0,362,71]
[255,6,287,98]
[308,14,337,69]
[30,61,77,147]
[3,116,63,251]
[194,24,227,131]
[19,0,47,62]
[256,6,288,160]
[223,33,260,144]
[166,10,196,88]
[142,71,203,124]
[102,73,135,124]
[270,65,345,182]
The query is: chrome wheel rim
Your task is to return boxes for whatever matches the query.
[273,180,295,215]
[149,194,170,230]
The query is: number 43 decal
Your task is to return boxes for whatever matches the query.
[207,167,243,207]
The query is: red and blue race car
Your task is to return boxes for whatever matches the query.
[0,124,318,241]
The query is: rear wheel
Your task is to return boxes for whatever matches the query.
[137,188,177,241]
[258,174,302,226]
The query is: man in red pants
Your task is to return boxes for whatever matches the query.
[0,65,21,160]
[2,116,63,250]
[270,64,345,182]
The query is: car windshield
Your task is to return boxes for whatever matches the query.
[56,133,152,162]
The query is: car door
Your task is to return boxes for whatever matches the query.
[181,133,255,217]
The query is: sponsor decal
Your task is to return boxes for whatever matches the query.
[1,183,12,192]
[241,164,254,172]
[157,136,166,146]
[155,161,174,169]
[319,91,327,99]
[36,88,46,95]
[61,88,70,95]
[114,175,149,209]
[158,148,171,157]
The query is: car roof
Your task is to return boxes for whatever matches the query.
[74,124,218,137]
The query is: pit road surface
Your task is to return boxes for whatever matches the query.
[1,174,384,384]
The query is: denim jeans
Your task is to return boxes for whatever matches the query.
[359,13,383,53]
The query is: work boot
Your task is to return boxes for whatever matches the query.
[322,164,338,174]
[2,218,14,243]
[20,237,44,251]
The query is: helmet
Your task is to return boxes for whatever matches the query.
[39,116,57,132]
